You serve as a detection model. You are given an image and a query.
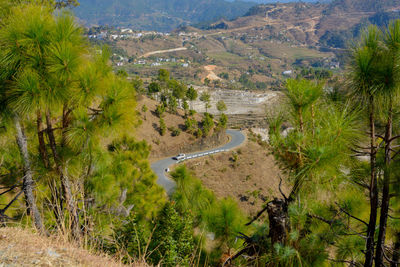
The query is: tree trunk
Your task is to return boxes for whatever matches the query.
[365,97,378,267]
[45,110,81,241]
[391,232,400,267]
[37,111,49,169]
[61,104,72,148]
[13,115,45,234]
[376,104,393,267]
[267,198,289,245]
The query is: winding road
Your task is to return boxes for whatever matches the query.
[151,130,246,195]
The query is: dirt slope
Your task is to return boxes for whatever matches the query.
[135,96,227,161]
[184,131,287,217]
[0,227,139,267]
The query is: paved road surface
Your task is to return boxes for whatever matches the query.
[151,130,245,195]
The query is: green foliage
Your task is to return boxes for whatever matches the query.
[170,166,248,262]
[158,68,170,82]
[199,91,211,103]
[285,79,323,122]
[131,76,144,94]
[195,128,203,138]
[111,203,195,267]
[186,86,198,102]
[298,68,333,80]
[155,104,165,118]
[167,95,177,114]
[184,117,197,135]
[218,72,229,80]
[116,69,128,78]
[201,112,214,136]
[110,215,151,262]
[148,81,161,95]
[148,202,195,266]
[0,2,166,246]
[159,117,166,136]
[169,79,187,100]
[204,198,246,251]
[169,127,181,137]
[217,113,228,130]
[89,137,166,222]
[216,100,227,113]
[182,100,189,113]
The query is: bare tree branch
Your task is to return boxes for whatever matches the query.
[245,202,272,226]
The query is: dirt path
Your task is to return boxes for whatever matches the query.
[139,47,187,58]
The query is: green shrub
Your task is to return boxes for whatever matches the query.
[159,118,166,136]
[148,202,195,267]
[201,113,214,136]
[156,104,165,118]
[169,127,181,137]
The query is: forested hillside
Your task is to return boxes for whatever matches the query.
[74,0,255,31]
[3,1,400,267]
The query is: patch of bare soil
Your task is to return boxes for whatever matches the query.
[184,131,287,217]
[0,227,139,267]
[204,65,222,81]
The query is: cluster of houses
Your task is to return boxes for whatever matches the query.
[114,56,190,68]
[133,58,190,68]
[88,28,171,41]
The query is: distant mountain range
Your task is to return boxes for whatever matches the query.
[74,0,256,32]
[74,0,399,35]
[196,0,400,48]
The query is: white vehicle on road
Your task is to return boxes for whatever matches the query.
[173,153,186,160]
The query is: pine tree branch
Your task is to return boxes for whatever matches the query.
[307,213,335,225]
[336,202,368,226]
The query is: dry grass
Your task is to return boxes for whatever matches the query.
[184,131,288,217]
[0,227,149,267]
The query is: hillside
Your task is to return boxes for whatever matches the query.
[0,228,130,267]
[182,130,286,216]
[135,96,229,160]
[99,0,399,98]
[207,0,400,48]
[74,0,255,31]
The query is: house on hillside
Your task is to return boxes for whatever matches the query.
[282,70,293,76]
